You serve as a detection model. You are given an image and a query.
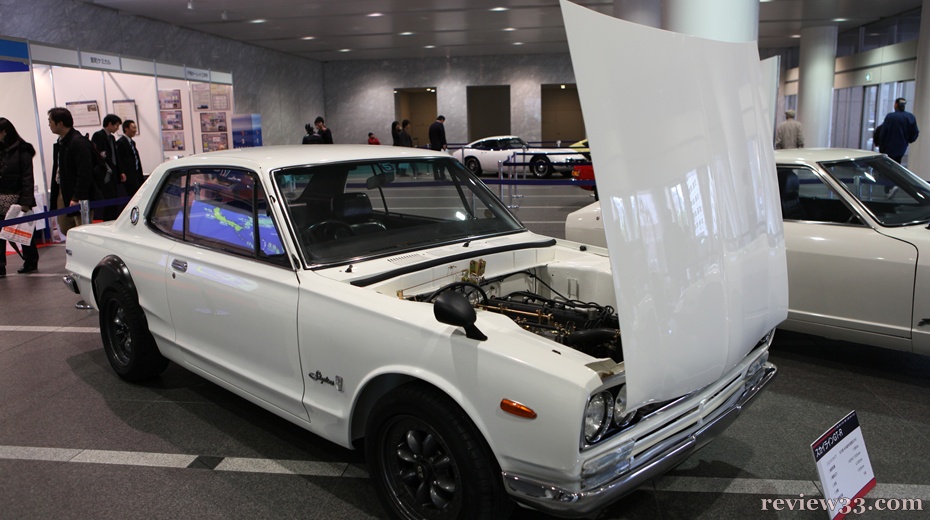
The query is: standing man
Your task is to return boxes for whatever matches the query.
[428,115,447,152]
[774,109,804,149]
[314,116,334,144]
[116,119,144,197]
[91,114,122,220]
[876,98,919,164]
[48,107,97,236]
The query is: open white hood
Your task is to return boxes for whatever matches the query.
[561,1,788,408]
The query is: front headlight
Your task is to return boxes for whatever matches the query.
[584,391,614,443]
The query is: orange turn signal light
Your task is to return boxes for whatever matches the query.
[500,399,537,419]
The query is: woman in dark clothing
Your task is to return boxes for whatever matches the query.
[391,121,401,146]
[0,117,39,275]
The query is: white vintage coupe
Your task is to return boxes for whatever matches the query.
[453,135,587,178]
[566,148,930,357]
[63,143,778,520]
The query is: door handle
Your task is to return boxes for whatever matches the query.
[171,259,188,273]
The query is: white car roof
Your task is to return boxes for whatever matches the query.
[156,145,449,173]
[774,148,882,164]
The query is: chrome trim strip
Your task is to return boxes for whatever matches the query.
[502,363,777,518]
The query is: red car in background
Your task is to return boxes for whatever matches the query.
[571,163,597,199]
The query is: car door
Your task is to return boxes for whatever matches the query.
[161,168,307,421]
[779,166,917,340]
[474,139,500,172]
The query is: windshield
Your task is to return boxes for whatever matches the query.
[821,155,930,226]
[501,137,528,149]
[272,157,524,265]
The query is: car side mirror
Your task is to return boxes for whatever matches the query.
[433,292,487,341]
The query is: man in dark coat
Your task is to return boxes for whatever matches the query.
[876,97,919,164]
[48,107,97,236]
[428,115,446,151]
[91,114,122,220]
[428,115,448,180]
[115,119,144,197]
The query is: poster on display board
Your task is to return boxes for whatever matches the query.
[160,110,183,130]
[192,83,231,111]
[202,133,228,152]
[200,112,228,133]
[66,100,101,128]
[158,89,181,109]
[112,99,139,135]
[162,131,185,152]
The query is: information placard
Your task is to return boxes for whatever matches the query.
[811,411,876,520]
[66,100,101,128]
[112,99,139,135]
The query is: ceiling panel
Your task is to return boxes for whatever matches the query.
[83,0,921,61]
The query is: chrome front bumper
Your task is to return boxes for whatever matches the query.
[502,362,777,518]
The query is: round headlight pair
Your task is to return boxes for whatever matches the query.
[583,391,615,443]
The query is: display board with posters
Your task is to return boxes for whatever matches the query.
[65,100,101,128]
[112,99,139,135]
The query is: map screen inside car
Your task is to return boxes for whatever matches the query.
[173,199,284,256]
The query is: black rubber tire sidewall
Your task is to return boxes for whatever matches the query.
[365,384,512,520]
[99,284,168,381]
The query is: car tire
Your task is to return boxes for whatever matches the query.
[464,156,482,175]
[365,384,512,520]
[530,156,552,178]
[99,284,169,381]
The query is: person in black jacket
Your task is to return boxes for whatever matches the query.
[91,114,122,220]
[115,119,144,197]
[399,119,414,147]
[48,107,97,236]
[0,117,40,275]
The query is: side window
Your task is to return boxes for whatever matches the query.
[777,166,857,224]
[149,171,187,238]
[149,168,288,266]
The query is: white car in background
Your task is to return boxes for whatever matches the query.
[567,148,930,356]
[453,135,587,178]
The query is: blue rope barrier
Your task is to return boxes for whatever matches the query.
[0,196,132,227]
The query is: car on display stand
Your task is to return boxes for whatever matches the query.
[566,148,930,357]
[63,141,782,519]
[453,135,587,178]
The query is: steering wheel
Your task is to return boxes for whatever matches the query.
[304,219,354,242]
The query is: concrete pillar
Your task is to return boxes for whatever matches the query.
[904,0,930,177]
[613,0,661,28]
[797,26,837,148]
[662,0,758,43]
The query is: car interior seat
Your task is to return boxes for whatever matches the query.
[331,192,387,235]
[777,169,806,220]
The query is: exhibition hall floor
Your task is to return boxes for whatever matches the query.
[2,184,929,519]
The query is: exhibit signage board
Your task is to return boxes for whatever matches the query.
[80,51,121,72]
[810,411,876,520]
[185,67,210,82]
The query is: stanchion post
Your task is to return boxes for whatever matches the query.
[79,199,91,225]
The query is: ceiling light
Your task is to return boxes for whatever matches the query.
[424,45,435,49]
[368,12,384,17]
[790,34,801,38]
[513,42,523,46]
[338,48,351,53]
[249,19,266,24]
[187,0,193,9]
[490,7,509,12]
[221,10,228,21]
[502,27,516,32]
[399,31,414,36]
[833,18,847,22]
[301,36,315,40]
[560,84,566,89]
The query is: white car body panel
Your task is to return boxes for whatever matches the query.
[563,0,788,408]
